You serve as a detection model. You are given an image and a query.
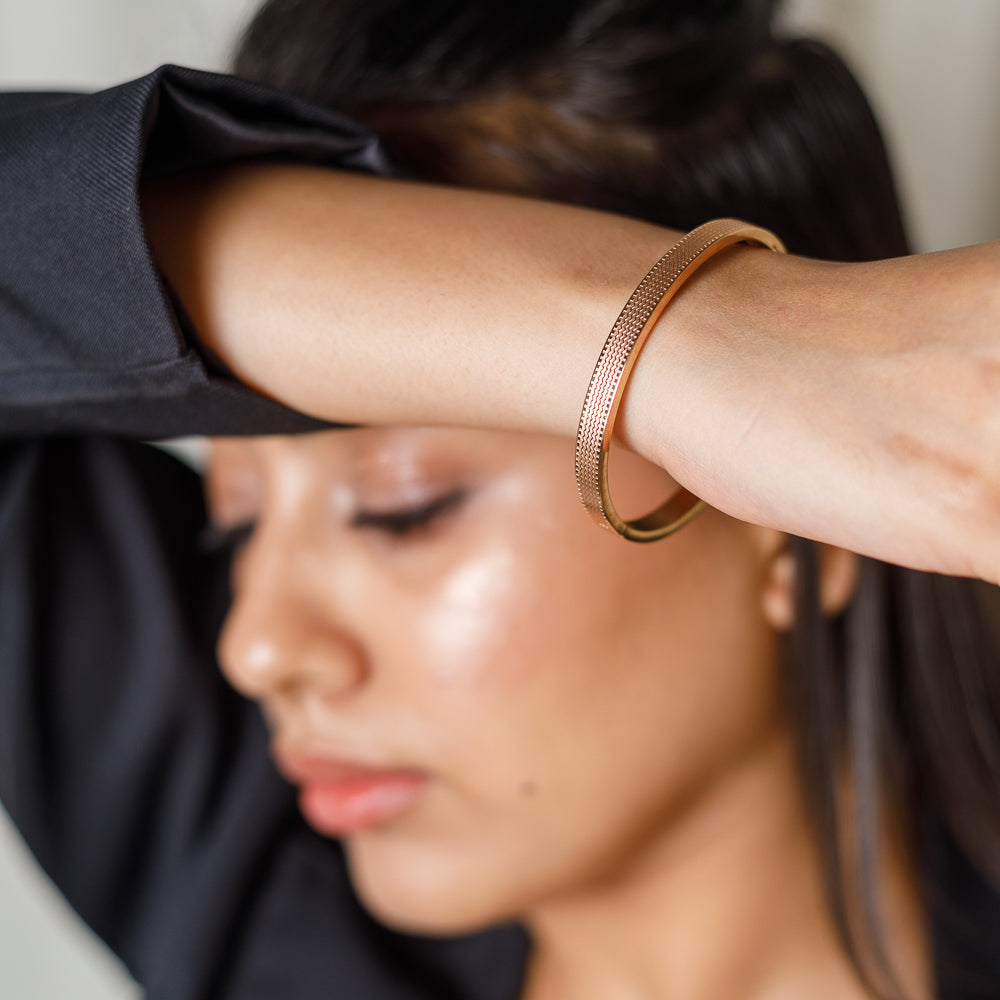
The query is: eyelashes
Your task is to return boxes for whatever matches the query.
[349,489,467,538]
[198,489,467,551]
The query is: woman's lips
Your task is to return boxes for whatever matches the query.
[272,745,429,837]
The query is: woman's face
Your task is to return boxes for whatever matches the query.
[207,427,788,933]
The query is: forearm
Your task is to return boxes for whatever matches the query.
[141,162,677,445]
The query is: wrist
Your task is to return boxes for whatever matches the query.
[618,244,821,500]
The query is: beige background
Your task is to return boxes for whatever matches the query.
[782,0,1000,250]
[0,1,998,997]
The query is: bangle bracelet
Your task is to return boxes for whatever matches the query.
[574,218,786,542]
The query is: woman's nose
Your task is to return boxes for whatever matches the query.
[215,533,367,703]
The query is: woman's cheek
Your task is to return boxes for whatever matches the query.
[409,539,538,691]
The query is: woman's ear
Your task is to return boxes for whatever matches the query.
[760,541,859,632]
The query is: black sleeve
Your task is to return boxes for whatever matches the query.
[0,436,303,995]
[0,68,527,999]
[0,64,395,439]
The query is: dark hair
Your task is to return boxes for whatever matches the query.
[234,2,1000,996]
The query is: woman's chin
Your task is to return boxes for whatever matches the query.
[344,837,521,937]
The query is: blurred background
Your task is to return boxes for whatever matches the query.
[0,1,998,996]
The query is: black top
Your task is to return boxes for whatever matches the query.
[0,66,996,1000]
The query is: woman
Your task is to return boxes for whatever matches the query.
[1,1,999,999]
[215,3,1000,998]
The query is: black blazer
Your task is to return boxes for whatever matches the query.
[0,66,995,999]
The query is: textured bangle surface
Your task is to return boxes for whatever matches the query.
[574,218,786,542]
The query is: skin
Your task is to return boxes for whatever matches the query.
[206,426,930,1000]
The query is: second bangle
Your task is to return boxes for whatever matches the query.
[574,218,786,542]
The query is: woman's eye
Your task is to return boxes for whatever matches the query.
[350,490,466,539]
[197,521,256,554]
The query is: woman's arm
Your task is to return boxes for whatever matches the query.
[140,163,673,438]
[142,162,1000,584]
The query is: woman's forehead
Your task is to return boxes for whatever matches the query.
[208,426,559,478]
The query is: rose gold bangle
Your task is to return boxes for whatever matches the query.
[574,218,786,542]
